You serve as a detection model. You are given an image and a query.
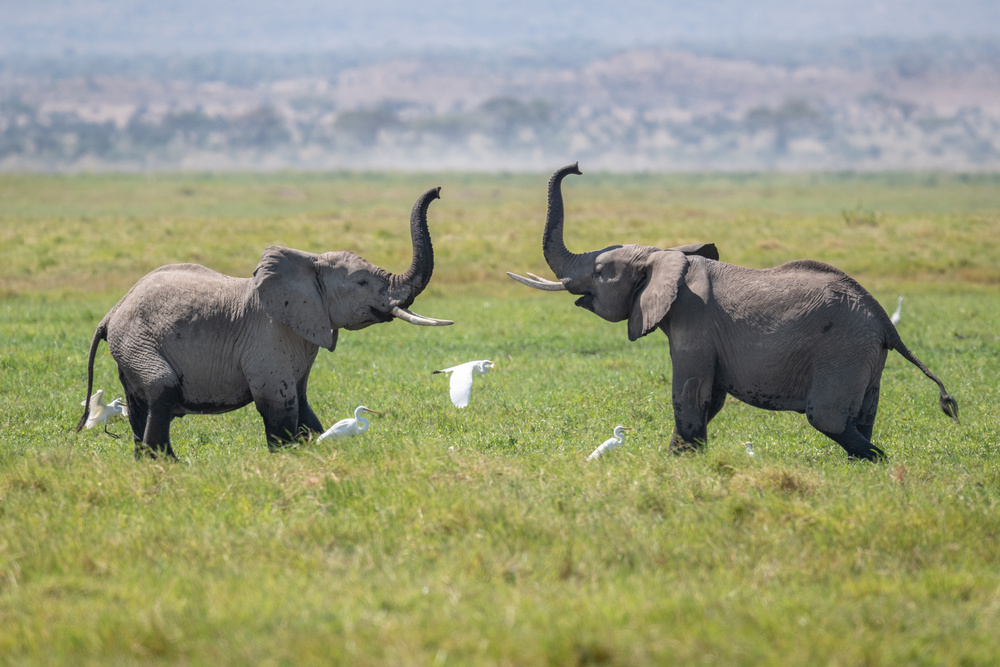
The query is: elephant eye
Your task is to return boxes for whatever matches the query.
[357,278,368,286]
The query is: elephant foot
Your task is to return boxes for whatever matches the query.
[669,432,705,455]
[134,441,179,462]
[266,439,302,453]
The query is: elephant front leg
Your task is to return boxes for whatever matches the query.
[253,396,300,451]
[669,374,716,454]
[295,377,324,438]
[250,374,305,450]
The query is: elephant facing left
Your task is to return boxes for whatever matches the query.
[77,186,452,459]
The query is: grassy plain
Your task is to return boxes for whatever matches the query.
[1,170,999,665]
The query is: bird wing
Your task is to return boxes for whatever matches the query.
[86,389,104,410]
[323,417,360,440]
[587,438,616,461]
[84,408,107,428]
[449,365,476,408]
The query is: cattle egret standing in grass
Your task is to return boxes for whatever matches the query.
[433,360,494,408]
[317,405,380,441]
[587,425,632,461]
[890,296,904,326]
[80,389,126,436]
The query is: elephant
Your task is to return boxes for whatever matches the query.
[77,186,453,459]
[508,164,959,460]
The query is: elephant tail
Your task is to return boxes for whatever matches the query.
[890,337,960,424]
[76,319,109,432]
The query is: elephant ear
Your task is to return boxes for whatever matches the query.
[628,250,689,342]
[253,246,336,350]
[668,242,719,261]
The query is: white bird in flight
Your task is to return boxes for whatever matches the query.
[890,296,903,326]
[432,360,494,408]
[317,405,380,441]
[587,425,632,461]
[80,389,126,436]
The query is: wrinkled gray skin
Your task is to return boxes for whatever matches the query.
[78,187,452,459]
[509,164,959,460]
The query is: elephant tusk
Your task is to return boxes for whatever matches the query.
[391,306,454,326]
[506,271,568,291]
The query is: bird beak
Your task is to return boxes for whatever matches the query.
[362,408,381,415]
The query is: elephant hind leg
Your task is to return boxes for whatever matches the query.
[856,381,882,442]
[139,387,180,461]
[807,374,885,460]
[119,371,148,451]
[127,397,149,458]
[815,419,886,461]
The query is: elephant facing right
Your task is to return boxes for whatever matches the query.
[510,163,959,461]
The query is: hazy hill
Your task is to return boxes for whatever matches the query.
[1,2,998,171]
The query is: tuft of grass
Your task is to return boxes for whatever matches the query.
[1,171,999,664]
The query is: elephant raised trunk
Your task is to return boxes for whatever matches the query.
[541,163,583,278]
[507,162,719,292]
[389,186,439,306]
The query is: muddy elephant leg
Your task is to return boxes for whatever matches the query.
[141,387,180,461]
[670,373,714,453]
[706,383,728,424]
[119,371,149,456]
[295,378,323,437]
[254,396,300,451]
[817,421,886,461]
[808,378,885,461]
[127,397,150,458]
[856,381,881,442]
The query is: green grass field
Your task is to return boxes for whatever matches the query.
[2,171,999,665]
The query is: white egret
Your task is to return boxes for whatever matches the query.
[432,360,494,408]
[80,389,126,436]
[745,441,755,457]
[586,425,632,461]
[317,405,380,441]
[316,405,380,440]
[890,296,903,326]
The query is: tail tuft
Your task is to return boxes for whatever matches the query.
[940,393,960,424]
[75,411,89,433]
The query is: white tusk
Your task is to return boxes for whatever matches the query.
[506,271,567,291]
[527,272,562,284]
[391,306,454,326]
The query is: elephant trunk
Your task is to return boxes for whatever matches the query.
[541,163,583,277]
[389,186,440,305]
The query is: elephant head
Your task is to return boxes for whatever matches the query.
[254,186,452,350]
[508,163,718,341]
